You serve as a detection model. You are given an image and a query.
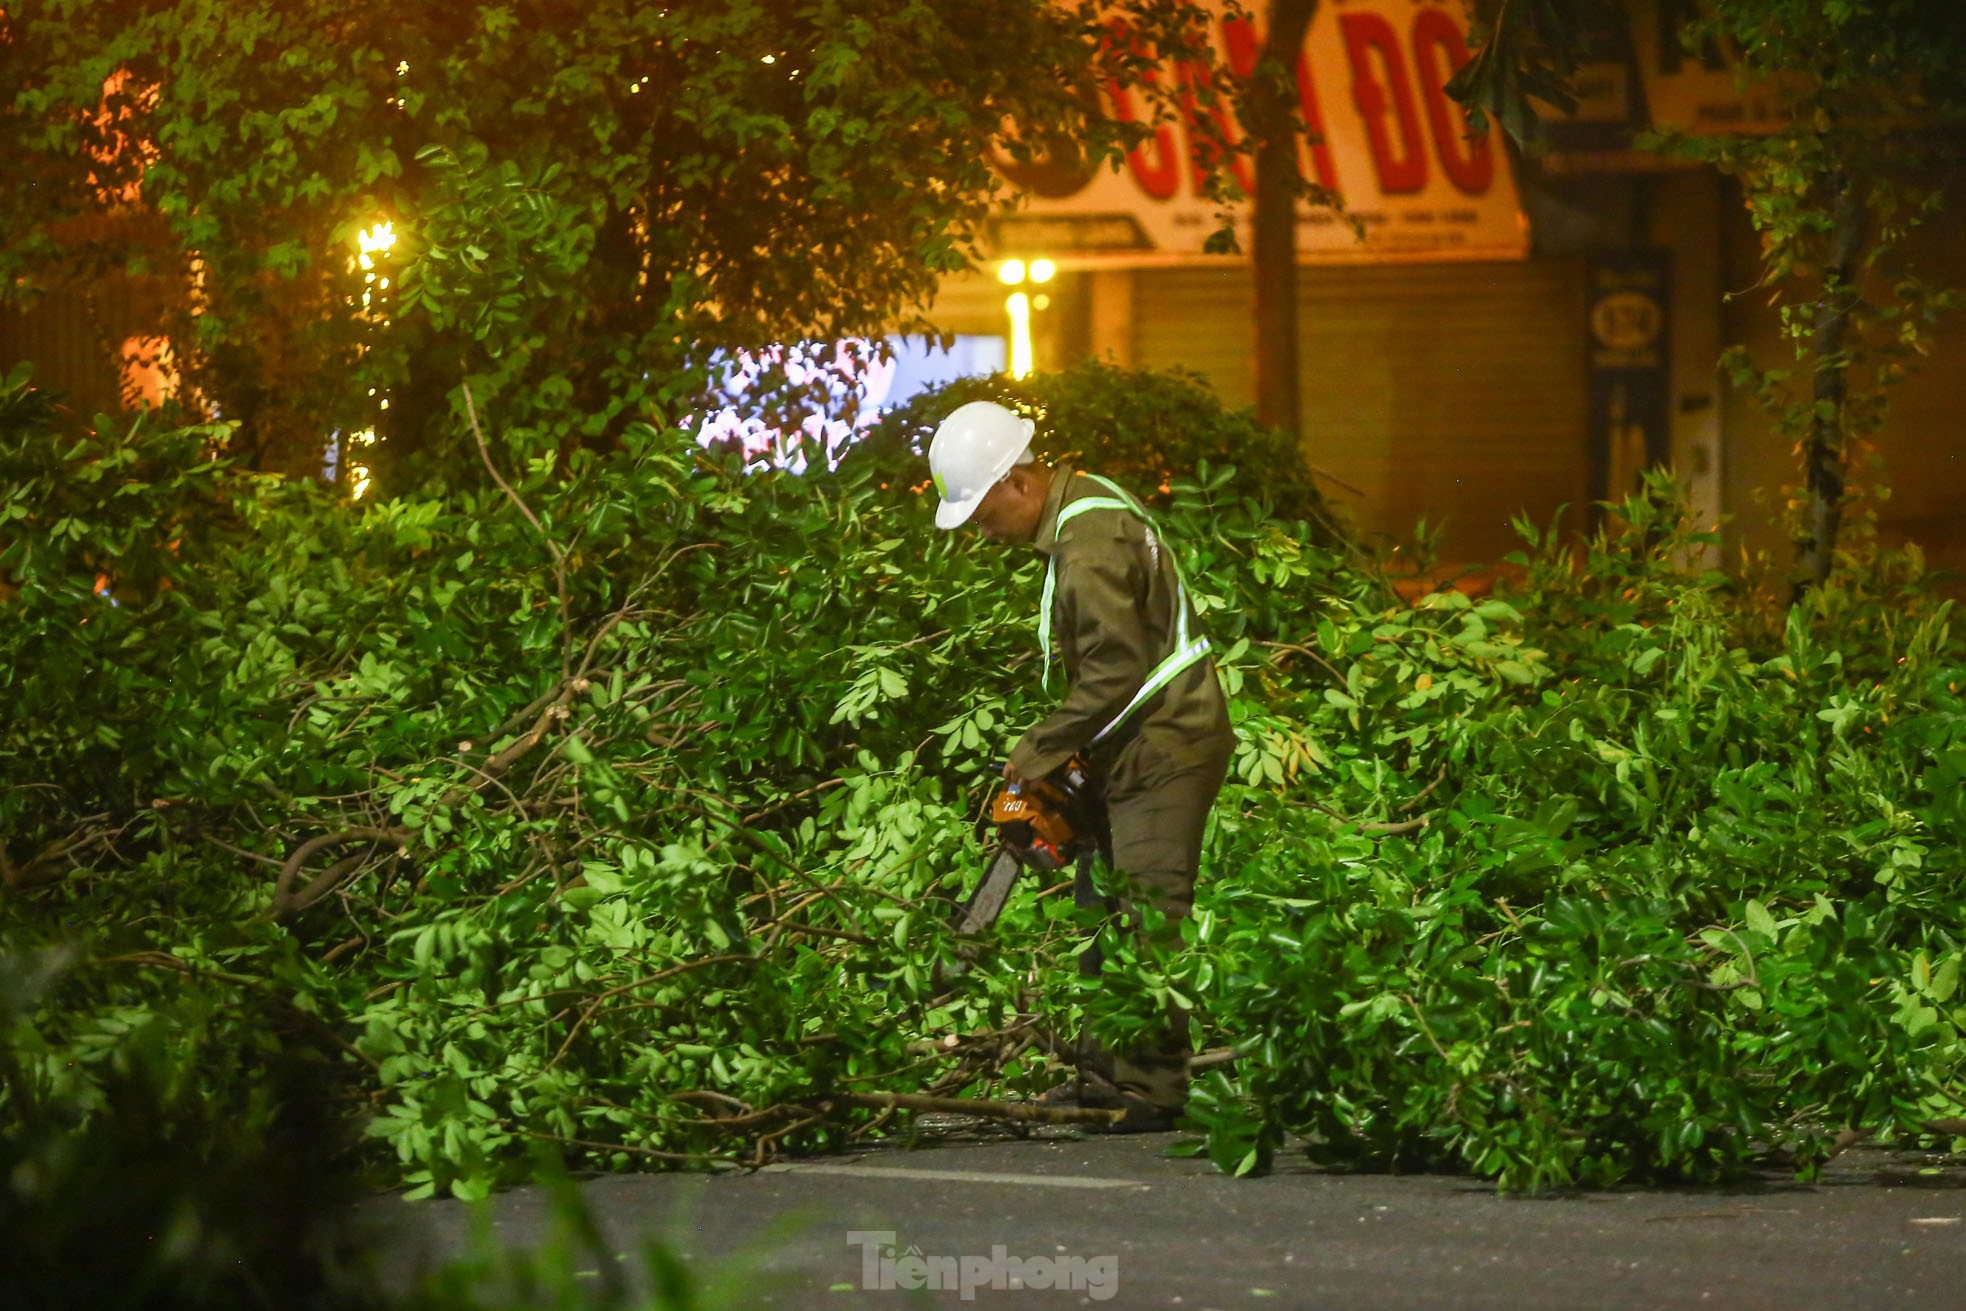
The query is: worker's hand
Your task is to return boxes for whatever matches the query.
[1001,759,1028,787]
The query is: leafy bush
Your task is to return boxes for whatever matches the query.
[3,358,1962,1202]
[863,358,1336,528]
[0,948,760,1310]
[1182,482,1966,1185]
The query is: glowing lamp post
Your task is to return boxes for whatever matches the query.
[998,257,1054,379]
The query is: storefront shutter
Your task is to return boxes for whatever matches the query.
[1135,260,1589,562]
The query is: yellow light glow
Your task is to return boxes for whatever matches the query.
[1006,291,1033,379]
[350,464,372,500]
[1034,294,1051,311]
[762,54,776,64]
[1029,258,1056,284]
[997,259,1026,286]
[119,335,177,409]
[357,220,397,257]
[396,60,409,76]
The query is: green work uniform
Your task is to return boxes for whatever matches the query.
[1007,466,1236,1112]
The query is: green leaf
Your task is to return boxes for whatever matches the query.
[1932,956,1960,1004]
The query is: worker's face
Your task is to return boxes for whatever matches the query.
[970,467,1044,542]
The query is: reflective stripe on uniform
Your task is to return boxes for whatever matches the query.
[1038,475,1213,745]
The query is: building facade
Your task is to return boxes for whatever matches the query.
[935,0,1965,576]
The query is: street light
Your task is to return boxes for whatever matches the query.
[1006,292,1033,379]
[998,257,1053,380]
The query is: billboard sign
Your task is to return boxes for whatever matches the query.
[1545,0,1788,166]
[990,0,1528,266]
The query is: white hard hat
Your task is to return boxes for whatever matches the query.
[928,401,1035,529]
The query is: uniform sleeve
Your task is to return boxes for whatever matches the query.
[1008,530,1156,781]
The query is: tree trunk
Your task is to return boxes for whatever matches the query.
[1250,0,1318,438]
[1793,180,1868,598]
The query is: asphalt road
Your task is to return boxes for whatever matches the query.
[365,1128,1966,1310]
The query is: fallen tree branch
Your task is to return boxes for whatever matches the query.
[819,1091,1124,1126]
[1308,800,1432,836]
[1399,765,1450,813]
[741,777,849,826]
[523,1130,743,1169]
[270,826,411,916]
[543,953,761,1073]
[480,686,579,781]
[285,850,381,916]
[1257,639,1345,685]
[2,814,118,891]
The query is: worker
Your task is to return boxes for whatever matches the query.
[928,399,1236,1131]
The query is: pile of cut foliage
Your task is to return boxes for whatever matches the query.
[2,358,1962,1201]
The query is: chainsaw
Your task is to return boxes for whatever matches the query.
[938,756,1103,983]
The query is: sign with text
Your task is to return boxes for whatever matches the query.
[1586,249,1673,523]
[1546,0,1787,164]
[991,0,1528,265]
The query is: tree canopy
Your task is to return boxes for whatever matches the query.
[0,0,1229,481]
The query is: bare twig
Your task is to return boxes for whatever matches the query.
[486,681,579,748]
[741,777,849,826]
[524,1130,742,1168]
[1396,993,1454,1063]
[1307,800,1432,836]
[203,834,287,869]
[820,1091,1125,1126]
[2,814,117,890]
[480,687,579,781]
[1256,639,1346,684]
[752,1114,827,1167]
[671,1089,754,1116]
[460,379,573,678]
[766,920,874,946]
[285,850,377,916]
[543,954,759,1073]
[850,1105,900,1141]
[1399,765,1450,814]
[270,826,411,916]
[1306,463,1368,498]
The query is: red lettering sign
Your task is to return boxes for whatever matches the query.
[1411,8,1492,195]
[1339,11,1427,194]
[1010,0,1530,264]
[1177,58,1255,197]
[1296,52,1341,193]
[1104,21,1182,200]
[1220,16,1340,193]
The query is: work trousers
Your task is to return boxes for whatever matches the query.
[1077,742,1233,1112]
